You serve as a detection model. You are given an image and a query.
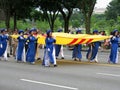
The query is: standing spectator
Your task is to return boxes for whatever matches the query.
[12,29,18,57]
[36,29,42,60]
[108,30,119,64]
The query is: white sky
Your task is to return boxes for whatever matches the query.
[95,0,112,8]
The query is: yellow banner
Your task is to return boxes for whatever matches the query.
[11,33,110,45]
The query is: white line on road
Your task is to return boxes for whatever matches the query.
[20,79,78,90]
[97,73,120,77]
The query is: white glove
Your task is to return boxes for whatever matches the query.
[112,36,116,40]
[20,36,24,39]
[48,48,50,52]
[0,44,3,48]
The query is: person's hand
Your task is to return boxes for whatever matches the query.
[0,44,3,48]
[53,36,56,39]
[112,36,116,40]
[48,48,50,51]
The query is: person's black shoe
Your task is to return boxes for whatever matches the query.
[61,57,64,59]
[54,65,57,67]
[7,53,10,57]
[74,58,77,61]
[37,58,41,60]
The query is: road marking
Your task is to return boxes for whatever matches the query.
[20,79,78,90]
[97,73,120,77]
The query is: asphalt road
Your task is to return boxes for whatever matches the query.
[0,49,120,90]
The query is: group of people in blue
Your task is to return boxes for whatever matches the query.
[0,28,120,67]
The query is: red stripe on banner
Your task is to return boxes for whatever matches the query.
[68,38,78,45]
[86,39,93,44]
[78,39,86,44]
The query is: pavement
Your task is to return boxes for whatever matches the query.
[0,49,120,90]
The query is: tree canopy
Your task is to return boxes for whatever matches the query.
[105,0,120,20]
[1,0,114,34]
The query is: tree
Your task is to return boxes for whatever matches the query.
[91,14,106,30]
[0,0,33,30]
[105,0,120,20]
[70,9,84,28]
[58,0,76,32]
[0,0,11,29]
[10,0,33,30]
[77,0,96,34]
[36,0,59,31]
[30,9,42,21]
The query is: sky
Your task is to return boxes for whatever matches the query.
[95,0,112,8]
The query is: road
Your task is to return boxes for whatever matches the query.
[0,49,120,90]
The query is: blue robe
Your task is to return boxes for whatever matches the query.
[72,44,82,59]
[0,35,3,56]
[0,34,8,57]
[86,42,100,61]
[16,36,25,61]
[26,35,36,63]
[109,36,119,64]
[43,37,56,66]
[55,45,61,57]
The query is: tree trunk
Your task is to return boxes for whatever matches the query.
[13,12,17,30]
[84,14,91,34]
[50,20,54,32]
[60,9,72,33]
[5,9,10,30]
[64,18,69,33]
[5,16,10,30]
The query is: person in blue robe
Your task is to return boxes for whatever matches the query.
[86,30,100,63]
[109,30,119,64]
[16,30,26,62]
[0,29,8,57]
[72,29,82,61]
[26,29,37,64]
[43,30,57,67]
[0,32,3,57]
[55,29,64,59]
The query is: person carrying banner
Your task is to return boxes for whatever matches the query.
[86,30,100,63]
[108,30,119,64]
[26,29,37,64]
[72,29,82,61]
[16,30,26,62]
[43,30,57,67]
